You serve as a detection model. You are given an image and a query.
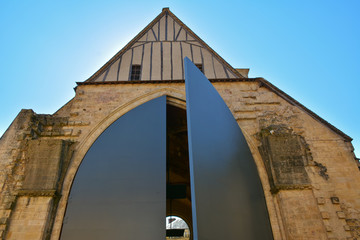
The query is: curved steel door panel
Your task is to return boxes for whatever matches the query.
[61,96,166,240]
[185,58,273,240]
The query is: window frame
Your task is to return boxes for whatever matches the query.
[130,64,142,81]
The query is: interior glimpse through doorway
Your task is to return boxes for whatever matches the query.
[166,216,190,240]
[166,104,192,240]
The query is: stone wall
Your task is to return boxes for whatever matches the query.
[0,111,75,239]
[0,80,359,239]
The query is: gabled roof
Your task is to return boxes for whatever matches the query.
[78,8,352,143]
[85,8,244,82]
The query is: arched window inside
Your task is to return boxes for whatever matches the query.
[166,216,190,240]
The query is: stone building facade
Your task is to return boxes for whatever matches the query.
[0,8,359,240]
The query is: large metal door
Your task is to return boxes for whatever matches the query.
[184,58,273,239]
[61,96,166,239]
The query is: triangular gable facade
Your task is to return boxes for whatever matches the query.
[86,8,243,82]
[77,8,352,142]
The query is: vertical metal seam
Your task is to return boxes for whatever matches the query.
[184,58,198,240]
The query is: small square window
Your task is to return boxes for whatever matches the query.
[130,65,141,80]
[195,64,203,73]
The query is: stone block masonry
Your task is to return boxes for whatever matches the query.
[0,80,359,239]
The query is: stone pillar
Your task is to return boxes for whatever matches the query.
[5,139,73,240]
[258,125,328,239]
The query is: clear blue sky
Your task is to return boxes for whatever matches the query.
[1,1,359,157]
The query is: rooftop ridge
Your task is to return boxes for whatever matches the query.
[85,8,244,83]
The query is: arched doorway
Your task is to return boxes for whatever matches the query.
[60,59,274,239]
[60,96,194,239]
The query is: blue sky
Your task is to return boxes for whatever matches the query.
[0,1,359,157]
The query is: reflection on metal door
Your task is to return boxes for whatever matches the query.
[185,57,273,240]
[61,96,166,240]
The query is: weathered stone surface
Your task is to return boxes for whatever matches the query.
[258,125,311,193]
[317,197,326,205]
[22,139,70,192]
[1,80,359,240]
[314,161,330,180]
[5,197,53,240]
[0,110,35,238]
[341,202,360,238]
[277,190,328,239]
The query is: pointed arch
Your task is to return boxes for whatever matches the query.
[51,86,282,240]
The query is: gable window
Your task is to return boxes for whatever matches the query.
[195,64,203,73]
[130,65,141,80]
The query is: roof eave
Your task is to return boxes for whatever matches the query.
[258,77,353,142]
